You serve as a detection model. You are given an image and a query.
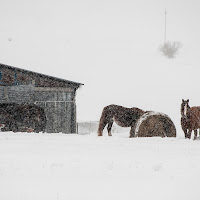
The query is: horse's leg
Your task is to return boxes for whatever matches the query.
[129,123,136,138]
[182,128,188,139]
[107,118,114,136]
[187,129,192,139]
[194,129,197,140]
[181,118,188,138]
[98,119,108,136]
[98,106,115,136]
[98,109,110,136]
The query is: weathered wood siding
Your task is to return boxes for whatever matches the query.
[34,90,76,133]
[0,85,34,103]
[0,64,82,134]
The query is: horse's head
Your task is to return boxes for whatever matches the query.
[181,99,190,118]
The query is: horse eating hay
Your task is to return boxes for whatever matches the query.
[134,111,176,137]
[98,104,176,138]
[98,104,144,137]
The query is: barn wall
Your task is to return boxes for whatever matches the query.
[0,65,81,134]
[0,65,79,88]
[34,90,77,133]
[0,67,33,86]
[0,85,78,134]
[0,85,34,103]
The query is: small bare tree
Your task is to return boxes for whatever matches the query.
[159,41,182,59]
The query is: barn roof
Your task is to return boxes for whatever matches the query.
[0,63,84,88]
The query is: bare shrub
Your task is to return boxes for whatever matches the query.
[159,41,182,58]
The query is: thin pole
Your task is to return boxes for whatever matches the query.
[164,9,167,44]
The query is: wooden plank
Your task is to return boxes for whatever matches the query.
[34,87,74,92]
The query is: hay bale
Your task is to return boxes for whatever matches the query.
[134,111,176,137]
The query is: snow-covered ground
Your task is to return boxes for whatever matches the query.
[0,1,200,199]
[0,131,200,200]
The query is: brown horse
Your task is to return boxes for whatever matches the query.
[98,104,144,137]
[181,99,200,139]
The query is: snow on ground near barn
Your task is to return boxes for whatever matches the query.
[0,132,200,200]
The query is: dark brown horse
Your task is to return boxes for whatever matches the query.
[98,104,144,137]
[181,99,200,139]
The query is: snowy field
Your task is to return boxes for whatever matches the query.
[1,0,200,199]
[0,131,200,200]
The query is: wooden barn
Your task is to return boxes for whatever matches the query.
[0,63,83,133]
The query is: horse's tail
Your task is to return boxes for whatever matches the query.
[98,107,106,136]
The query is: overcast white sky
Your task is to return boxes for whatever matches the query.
[0,0,200,125]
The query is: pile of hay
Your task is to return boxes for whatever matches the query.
[134,112,176,137]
